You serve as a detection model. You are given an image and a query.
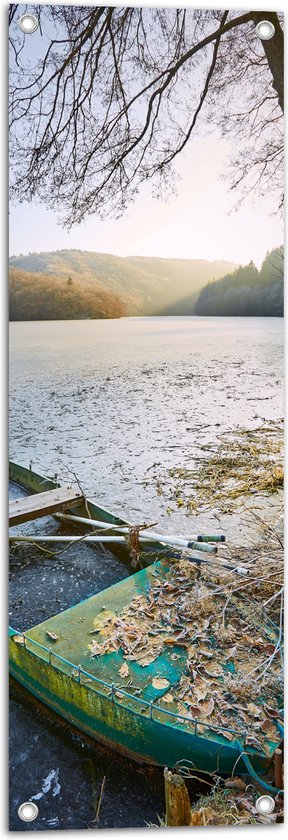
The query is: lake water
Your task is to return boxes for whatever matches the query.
[9,316,284,540]
[9,316,284,829]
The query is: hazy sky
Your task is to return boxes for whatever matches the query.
[9,3,283,268]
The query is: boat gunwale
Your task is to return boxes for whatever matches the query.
[9,626,255,747]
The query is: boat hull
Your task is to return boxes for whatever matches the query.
[9,630,270,777]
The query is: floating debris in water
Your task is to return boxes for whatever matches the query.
[145,420,284,514]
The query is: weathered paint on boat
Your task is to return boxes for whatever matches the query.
[9,461,282,776]
[9,562,278,776]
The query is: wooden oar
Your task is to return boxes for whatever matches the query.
[9,533,216,553]
[55,512,223,553]
[8,535,249,575]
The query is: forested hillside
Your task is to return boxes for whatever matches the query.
[195,248,284,316]
[9,250,237,318]
[9,248,282,320]
[9,267,126,320]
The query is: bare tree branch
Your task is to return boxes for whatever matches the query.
[9,6,284,226]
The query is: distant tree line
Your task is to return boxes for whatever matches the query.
[195,248,284,316]
[9,267,126,320]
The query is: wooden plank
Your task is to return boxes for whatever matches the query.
[9,487,82,527]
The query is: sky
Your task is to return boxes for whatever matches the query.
[9,2,284,268]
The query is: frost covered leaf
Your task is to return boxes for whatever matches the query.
[246,735,263,751]
[247,702,262,718]
[192,684,208,703]
[93,610,116,632]
[203,662,223,678]
[263,703,279,718]
[261,719,278,740]
[119,662,130,678]
[214,729,234,741]
[198,648,213,659]
[88,640,104,656]
[46,631,59,641]
[152,677,170,690]
[200,698,215,718]
[13,635,25,644]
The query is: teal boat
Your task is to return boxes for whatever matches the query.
[9,462,283,781]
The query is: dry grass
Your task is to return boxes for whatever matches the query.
[147,784,284,827]
[189,787,283,825]
[148,419,284,514]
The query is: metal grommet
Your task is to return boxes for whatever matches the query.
[256,20,275,40]
[255,795,275,815]
[18,14,39,34]
[17,801,39,822]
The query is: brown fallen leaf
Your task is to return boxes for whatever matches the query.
[139,656,158,667]
[188,704,202,717]
[163,638,189,647]
[246,735,263,751]
[88,641,104,656]
[257,642,277,656]
[193,687,207,703]
[246,702,262,718]
[214,729,234,741]
[263,703,279,719]
[118,662,130,678]
[194,618,211,633]
[13,635,25,645]
[203,662,223,678]
[46,631,59,642]
[152,677,170,690]
[162,693,174,704]
[199,698,215,718]
[198,649,214,659]
[225,777,247,791]
[190,808,212,826]
[261,719,278,740]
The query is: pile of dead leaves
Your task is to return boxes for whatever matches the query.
[86,530,283,753]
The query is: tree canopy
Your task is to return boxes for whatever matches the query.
[195,246,284,316]
[9,5,284,226]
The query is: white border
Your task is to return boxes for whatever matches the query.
[1,1,285,836]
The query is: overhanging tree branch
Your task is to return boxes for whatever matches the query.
[9,6,284,226]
